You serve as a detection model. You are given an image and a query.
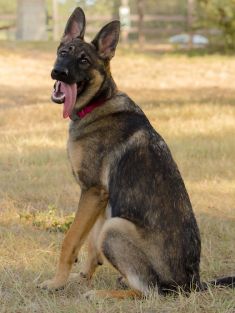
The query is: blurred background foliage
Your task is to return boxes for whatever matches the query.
[197,0,235,50]
[0,0,187,15]
[0,0,235,51]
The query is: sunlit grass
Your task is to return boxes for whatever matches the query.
[0,42,234,313]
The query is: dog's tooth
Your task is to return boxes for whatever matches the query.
[55,81,61,93]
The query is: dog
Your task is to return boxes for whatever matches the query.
[39,7,234,299]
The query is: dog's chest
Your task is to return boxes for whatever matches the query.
[67,138,83,184]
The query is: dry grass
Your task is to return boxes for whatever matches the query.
[0,41,235,313]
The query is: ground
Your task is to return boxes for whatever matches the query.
[0,42,235,313]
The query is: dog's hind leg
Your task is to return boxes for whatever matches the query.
[85,217,161,299]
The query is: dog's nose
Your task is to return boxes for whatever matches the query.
[51,67,69,79]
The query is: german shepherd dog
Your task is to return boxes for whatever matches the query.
[39,7,234,298]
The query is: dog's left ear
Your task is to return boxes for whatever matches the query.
[63,7,86,41]
[92,21,120,60]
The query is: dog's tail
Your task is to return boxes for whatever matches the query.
[200,276,235,291]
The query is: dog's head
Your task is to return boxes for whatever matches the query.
[51,7,120,118]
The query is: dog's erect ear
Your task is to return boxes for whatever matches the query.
[92,21,120,60]
[63,7,86,41]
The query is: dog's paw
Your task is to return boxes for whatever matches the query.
[83,290,97,300]
[79,271,90,280]
[68,272,91,286]
[37,279,65,291]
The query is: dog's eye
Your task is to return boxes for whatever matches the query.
[68,46,75,52]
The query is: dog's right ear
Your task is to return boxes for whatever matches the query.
[62,7,86,41]
[91,20,120,60]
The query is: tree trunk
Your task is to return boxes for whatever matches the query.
[16,0,47,40]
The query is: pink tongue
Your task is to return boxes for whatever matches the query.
[59,82,77,118]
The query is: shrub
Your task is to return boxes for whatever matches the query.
[198,0,235,50]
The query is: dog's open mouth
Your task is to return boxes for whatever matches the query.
[51,81,84,118]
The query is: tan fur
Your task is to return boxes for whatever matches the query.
[39,187,108,290]
[80,214,106,280]
[97,217,172,291]
[67,138,83,186]
[84,289,142,300]
[74,69,104,111]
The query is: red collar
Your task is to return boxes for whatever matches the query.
[75,97,106,119]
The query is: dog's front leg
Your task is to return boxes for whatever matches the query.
[79,214,106,281]
[39,186,108,290]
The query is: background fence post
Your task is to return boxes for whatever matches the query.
[119,0,130,44]
[187,0,194,49]
[52,0,59,41]
[137,0,144,48]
